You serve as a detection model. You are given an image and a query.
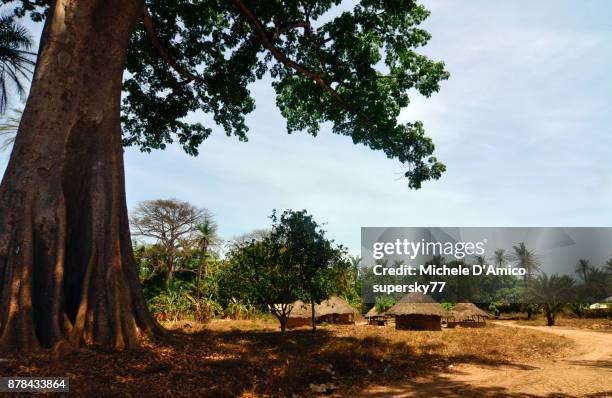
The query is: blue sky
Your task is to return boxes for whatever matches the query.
[3,1,612,254]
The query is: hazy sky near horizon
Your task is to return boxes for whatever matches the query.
[2,1,611,254]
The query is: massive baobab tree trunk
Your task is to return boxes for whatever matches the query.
[0,0,159,352]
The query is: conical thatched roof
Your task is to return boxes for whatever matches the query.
[398,292,438,304]
[287,300,313,318]
[316,296,356,316]
[386,293,445,317]
[453,302,492,318]
[365,306,384,318]
[443,309,458,318]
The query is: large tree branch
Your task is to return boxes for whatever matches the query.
[232,0,350,111]
[273,21,328,75]
[142,7,207,87]
[272,22,312,40]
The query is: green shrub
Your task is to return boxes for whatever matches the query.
[193,295,223,321]
[374,295,396,313]
[148,289,193,322]
[226,297,256,320]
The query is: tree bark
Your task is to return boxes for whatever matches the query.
[279,315,287,334]
[0,0,160,352]
[196,245,207,303]
[545,310,555,326]
[270,305,289,335]
[165,252,174,290]
[310,296,316,334]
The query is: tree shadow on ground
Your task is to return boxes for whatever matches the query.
[564,359,612,369]
[356,373,585,398]
[0,325,587,397]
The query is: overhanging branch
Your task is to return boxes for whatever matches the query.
[272,22,312,39]
[232,0,350,111]
[142,7,207,87]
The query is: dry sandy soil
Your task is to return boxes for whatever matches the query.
[356,321,612,398]
[0,319,608,397]
[514,317,612,332]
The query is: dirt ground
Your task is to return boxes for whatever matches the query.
[514,317,612,332]
[0,319,607,397]
[356,321,612,398]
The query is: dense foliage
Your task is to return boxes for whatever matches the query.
[222,209,353,331]
[133,205,360,328]
[123,0,449,188]
[133,204,612,327]
[3,0,449,189]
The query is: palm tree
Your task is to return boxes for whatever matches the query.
[605,258,612,274]
[0,14,36,113]
[0,107,20,151]
[574,259,591,283]
[429,254,446,266]
[491,248,510,267]
[349,255,362,294]
[510,242,541,280]
[194,217,219,305]
[605,258,612,290]
[525,272,575,326]
[349,255,362,278]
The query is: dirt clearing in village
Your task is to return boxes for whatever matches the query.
[357,321,611,397]
[1,319,591,397]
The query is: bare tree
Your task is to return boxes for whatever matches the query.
[230,229,271,248]
[130,199,207,289]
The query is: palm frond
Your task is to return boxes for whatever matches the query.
[0,13,35,113]
[0,107,21,152]
[0,15,33,50]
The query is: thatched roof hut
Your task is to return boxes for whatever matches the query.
[286,300,313,328]
[452,303,492,319]
[280,297,358,327]
[365,306,384,318]
[365,306,389,326]
[445,302,491,328]
[316,296,356,324]
[386,293,444,331]
[386,293,446,316]
[288,300,311,316]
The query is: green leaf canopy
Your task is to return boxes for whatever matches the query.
[6,0,449,188]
